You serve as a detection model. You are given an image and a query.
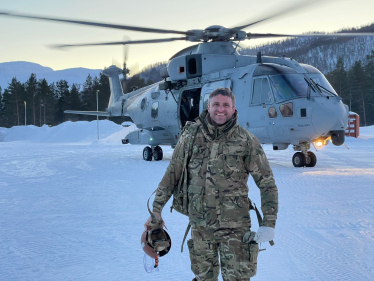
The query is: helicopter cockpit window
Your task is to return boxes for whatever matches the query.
[261,78,273,104]
[279,102,293,117]
[306,74,338,96]
[251,78,273,105]
[151,102,159,119]
[251,79,262,105]
[269,74,319,103]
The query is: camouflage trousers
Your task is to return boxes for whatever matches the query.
[187,225,259,281]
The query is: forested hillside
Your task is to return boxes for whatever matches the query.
[240,24,374,74]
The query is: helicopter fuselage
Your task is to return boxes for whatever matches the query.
[97,42,349,166]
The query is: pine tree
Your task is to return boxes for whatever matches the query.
[349,61,367,126]
[97,72,110,112]
[69,84,82,121]
[1,88,16,127]
[54,80,70,124]
[0,86,3,127]
[364,50,374,125]
[7,77,25,126]
[37,79,55,126]
[81,74,94,112]
[326,57,348,101]
[25,73,38,126]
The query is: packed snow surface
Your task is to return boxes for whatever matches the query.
[0,121,373,281]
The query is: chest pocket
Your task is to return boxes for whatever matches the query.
[188,145,209,178]
[223,145,245,176]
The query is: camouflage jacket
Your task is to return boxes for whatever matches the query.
[153,109,278,229]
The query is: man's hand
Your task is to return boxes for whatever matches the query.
[243,231,257,243]
[254,226,275,243]
[144,212,164,230]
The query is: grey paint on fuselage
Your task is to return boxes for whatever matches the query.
[102,48,348,150]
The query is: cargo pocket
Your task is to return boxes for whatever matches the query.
[240,241,259,278]
[220,189,250,228]
[187,239,199,275]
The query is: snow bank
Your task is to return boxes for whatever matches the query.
[0,120,137,144]
[358,125,374,140]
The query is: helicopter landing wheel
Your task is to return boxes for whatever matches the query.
[292,152,305,168]
[153,146,163,161]
[143,146,153,161]
[305,151,317,167]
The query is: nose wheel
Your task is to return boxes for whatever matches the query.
[292,143,317,167]
[143,146,163,161]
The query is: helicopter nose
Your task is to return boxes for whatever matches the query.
[311,97,349,137]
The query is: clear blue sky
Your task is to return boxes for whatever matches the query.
[1,0,373,70]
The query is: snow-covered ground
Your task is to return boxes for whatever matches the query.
[0,121,373,281]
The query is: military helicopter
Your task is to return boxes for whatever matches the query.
[1,1,373,167]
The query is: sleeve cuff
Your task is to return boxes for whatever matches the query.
[261,215,277,228]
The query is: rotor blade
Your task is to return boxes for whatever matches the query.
[0,11,188,35]
[51,37,188,48]
[247,32,374,39]
[231,0,328,31]
[123,35,130,63]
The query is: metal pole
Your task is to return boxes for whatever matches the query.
[96,90,99,140]
[24,101,26,126]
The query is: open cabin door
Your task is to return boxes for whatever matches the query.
[179,87,202,128]
[199,79,232,114]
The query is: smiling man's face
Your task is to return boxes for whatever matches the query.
[207,94,236,125]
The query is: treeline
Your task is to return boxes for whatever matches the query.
[0,71,153,128]
[326,50,374,126]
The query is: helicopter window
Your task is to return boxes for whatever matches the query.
[251,78,262,105]
[151,102,159,119]
[141,98,146,111]
[279,102,293,117]
[188,59,197,74]
[269,74,318,102]
[261,78,273,104]
[203,94,210,110]
[306,74,338,96]
[269,107,277,118]
[251,78,273,105]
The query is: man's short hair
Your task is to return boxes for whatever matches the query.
[209,87,236,106]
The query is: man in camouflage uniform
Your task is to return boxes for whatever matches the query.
[145,88,278,281]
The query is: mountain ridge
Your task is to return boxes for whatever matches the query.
[0,61,101,90]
